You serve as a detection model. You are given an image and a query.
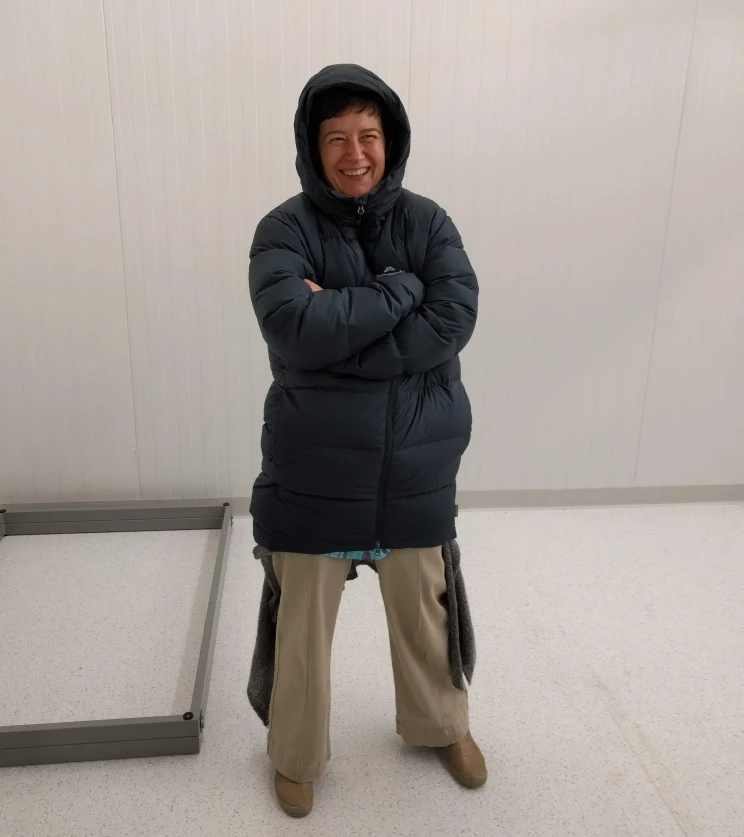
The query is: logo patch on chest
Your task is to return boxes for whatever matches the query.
[377,266,405,278]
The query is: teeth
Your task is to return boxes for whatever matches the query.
[341,168,370,176]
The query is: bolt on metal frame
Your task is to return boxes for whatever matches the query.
[0,499,232,768]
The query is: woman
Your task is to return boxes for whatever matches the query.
[249,64,483,817]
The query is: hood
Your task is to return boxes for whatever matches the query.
[294,64,411,222]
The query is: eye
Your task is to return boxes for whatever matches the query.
[329,136,344,145]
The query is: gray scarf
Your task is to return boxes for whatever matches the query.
[247,541,476,726]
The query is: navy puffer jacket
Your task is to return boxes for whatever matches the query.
[249,64,478,554]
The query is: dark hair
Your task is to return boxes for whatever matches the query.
[311,87,384,131]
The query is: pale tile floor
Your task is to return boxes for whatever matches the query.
[1,505,743,836]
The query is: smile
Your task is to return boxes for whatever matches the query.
[340,167,370,177]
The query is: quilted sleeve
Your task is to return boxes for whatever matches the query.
[249,212,425,370]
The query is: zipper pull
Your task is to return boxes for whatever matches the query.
[356,202,365,225]
[372,540,382,558]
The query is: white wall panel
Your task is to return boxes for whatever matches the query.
[103,0,411,500]
[636,0,744,486]
[0,0,138,502]
[2,0,742,505]
[407,0,699,491]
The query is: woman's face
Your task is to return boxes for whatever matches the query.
[318,108,386,197]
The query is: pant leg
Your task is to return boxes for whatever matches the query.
[376,547,470,747]
[267,551,351,783]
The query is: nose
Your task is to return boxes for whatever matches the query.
[345,138,365,162]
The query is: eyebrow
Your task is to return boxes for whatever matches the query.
[322,127,382,140]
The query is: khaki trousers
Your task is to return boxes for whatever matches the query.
[267,547,470,783]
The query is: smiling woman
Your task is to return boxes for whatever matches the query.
[248,64,482,817]
[310,87,392,197]
[316,96,386,196]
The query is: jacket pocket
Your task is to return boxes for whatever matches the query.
[459,381,473,445]
[262,383,286,466]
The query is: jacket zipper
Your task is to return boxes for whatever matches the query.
[373,380,397,555]
[355,197,366,225]
[357,190,386,554]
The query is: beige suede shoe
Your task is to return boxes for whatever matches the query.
[274,771,314,818]
[439,732,488,788]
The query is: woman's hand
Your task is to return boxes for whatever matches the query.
[304,278,323,293]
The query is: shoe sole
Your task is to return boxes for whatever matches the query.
[278,799,313,818]
[449,768,488,789]
[440,755,488,789]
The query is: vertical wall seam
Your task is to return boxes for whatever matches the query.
[101,0,143,499]
[633,0,700,486]
[406,0,414,111]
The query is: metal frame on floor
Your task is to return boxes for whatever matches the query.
[0,499,233,768]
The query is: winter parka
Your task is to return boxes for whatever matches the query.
[249,64,478,554]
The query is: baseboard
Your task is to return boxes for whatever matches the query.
[229,485,744,518]
[455,485,744,510]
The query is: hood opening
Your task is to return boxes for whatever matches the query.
[294,64,411,220]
